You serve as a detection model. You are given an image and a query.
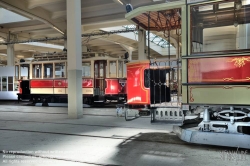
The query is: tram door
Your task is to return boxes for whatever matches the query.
[94,60,106,98]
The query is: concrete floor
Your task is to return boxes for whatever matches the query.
[0,105,249,166]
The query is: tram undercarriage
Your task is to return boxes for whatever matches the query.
[174,105,250,148]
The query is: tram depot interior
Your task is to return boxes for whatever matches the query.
[0,0,250,166]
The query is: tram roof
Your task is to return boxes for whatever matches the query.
[125,1,185,31]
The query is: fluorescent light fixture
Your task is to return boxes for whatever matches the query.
[28,49,36,52]
[53,26,64,35]
[21,42,64,50]
[117,0,124,5]
[0,53,7,56]
[0,37,5,42]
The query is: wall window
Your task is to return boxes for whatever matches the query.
[2,76,7,91]
[8,77,13,91]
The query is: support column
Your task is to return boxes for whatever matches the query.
[67,0,82,119]
[138,29,147,60]
[7,44,15,66]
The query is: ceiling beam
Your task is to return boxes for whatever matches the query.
[0,0,66,35]
[52,3,118,19]
[82,13,125,25]
[27,0,64,9]
[9,24,50,33]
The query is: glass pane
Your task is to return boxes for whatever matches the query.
[191,1,250,54]
[99,61,104,78]
[55,62,65,78]
[82,62,91,77]
[32,64,42,78]
[2,85,7,91]
[2,76,7,83]
[118,61,123,77]
[2,76,7,91]
[109,61,117,77]
[0,76,1,91]
[20,65,29,80]
[43,63,53,78]
[8,84,13,91]
[123,64,127,77]
[15,65,19,81]
[94,63,98,78]
[8,76,13,83]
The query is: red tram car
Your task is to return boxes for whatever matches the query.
[15,56,127,104]
[123,0,250,149]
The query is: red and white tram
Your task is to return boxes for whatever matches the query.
[15,55,127,104]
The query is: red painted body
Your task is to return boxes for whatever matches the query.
[30,79,93,88]
[30,80,54,88]
[82,79,93,88]
[126,61,150,105]
[188,55,250,83]
[105,78,126,94]
[54,80,67,88]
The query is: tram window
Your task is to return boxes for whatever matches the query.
[123,63,127,77]
[20,65,29,80]
[190,0,250,54]
[8,77,13,91]
[55,63,65,78]
[144,69,150,88]
[118,61,123,78]
[109,61,117,77]
[43,63,53,78]
[94,63,98,78]
[82,62,91,77]
[32,64,42,79]
[99,61,104,78]
[0,77,1,91]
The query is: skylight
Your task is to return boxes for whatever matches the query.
[123,25,172,48]
[0,7,30,24]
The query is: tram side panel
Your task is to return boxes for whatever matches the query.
[187,55,250,105]
[18,78,95,103]
[126,61,150,105]
[105,78,127,101]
